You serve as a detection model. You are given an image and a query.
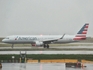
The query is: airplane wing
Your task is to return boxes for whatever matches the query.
[42,34,65,43]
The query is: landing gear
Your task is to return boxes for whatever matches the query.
[44,44,46,48]
[46,44,49,48]
[43,44,49,48]
[11,44,14,49]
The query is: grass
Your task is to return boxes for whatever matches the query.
[1,54,93,61]
[0,38,3,42]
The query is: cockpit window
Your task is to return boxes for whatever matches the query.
[5,37,9,39]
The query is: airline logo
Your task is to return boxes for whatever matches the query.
[77,23,89,34]
[74,23,89,40]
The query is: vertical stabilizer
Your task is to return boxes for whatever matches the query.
[74,23,89,40]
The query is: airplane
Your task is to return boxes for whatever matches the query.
[2,23,89,48]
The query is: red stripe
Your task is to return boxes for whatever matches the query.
[85,25,88,28]
[15,38,17,40]
[73,37,86,40]
[82,31,87,34]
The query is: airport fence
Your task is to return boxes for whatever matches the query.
[0,60,20,63]
[0,54,93,63]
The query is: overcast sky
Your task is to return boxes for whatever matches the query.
[0,0,93,37]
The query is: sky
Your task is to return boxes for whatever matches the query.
[0,0,93,37]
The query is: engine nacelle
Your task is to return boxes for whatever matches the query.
[32,41,43,47]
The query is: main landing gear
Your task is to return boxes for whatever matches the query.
[43,44,49,48]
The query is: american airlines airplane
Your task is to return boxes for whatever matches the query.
[2,23,89,48]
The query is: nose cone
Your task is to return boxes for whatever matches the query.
[2,39,5,43]
[2,39,8,43]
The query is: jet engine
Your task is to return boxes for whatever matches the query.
[32,41,43,46]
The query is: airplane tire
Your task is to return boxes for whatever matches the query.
[43,44,46,48]
[47,44,49,49]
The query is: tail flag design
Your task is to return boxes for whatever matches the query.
[74,23,89,40]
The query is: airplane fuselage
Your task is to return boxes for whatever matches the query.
[2,35,75,44]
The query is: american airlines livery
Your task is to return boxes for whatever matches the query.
[2,23,89,48]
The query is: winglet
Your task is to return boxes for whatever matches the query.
[60,34,65,39]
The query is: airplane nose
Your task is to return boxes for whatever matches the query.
[2,39,5,43]
[2,39,7,43]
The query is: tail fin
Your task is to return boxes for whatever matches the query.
[74,23,89,40]
[77,23,89,34]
